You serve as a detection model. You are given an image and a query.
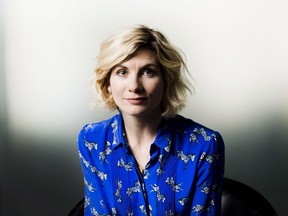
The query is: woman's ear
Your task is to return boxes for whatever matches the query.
[107,86,111,93]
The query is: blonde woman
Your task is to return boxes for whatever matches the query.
[78,25,225,216]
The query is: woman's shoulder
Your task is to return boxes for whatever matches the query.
[171,114,224,147]
[78,114,120,141]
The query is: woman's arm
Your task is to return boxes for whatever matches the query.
[190,132,225,216]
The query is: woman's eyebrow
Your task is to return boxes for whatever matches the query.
[114,65,127,69]
[111,65,128,72]
[140,63,160,69]
[143,63,159,67]
[113,63,160,70]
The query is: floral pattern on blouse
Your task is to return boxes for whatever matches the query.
[78,113,225,216]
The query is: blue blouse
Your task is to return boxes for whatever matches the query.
[78,113,225,216]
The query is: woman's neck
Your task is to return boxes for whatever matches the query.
[122,113,162,147]
[121,112,162,173]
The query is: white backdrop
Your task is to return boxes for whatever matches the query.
[1,0,288,215]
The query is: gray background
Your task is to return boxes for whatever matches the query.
[1,0,288,215]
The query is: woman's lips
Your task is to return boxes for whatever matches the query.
[125,97,148,105]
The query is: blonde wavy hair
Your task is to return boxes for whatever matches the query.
[95,25,193,117]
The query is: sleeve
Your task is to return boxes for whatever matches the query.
[77,125,96,216]
[190,131,225,216]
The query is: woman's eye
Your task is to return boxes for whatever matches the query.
[116,69,128,76]
[142,68,156,76]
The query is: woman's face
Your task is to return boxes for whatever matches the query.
[109,48,164,119]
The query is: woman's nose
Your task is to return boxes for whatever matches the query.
[129,75,143,93]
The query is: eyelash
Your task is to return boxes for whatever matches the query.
[116,69,128,76]
[114,68,158,77]
[142,68,156,76]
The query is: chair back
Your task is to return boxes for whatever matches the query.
[222,178,277,216]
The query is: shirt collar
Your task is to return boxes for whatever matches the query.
[110,113,174,152]
[110,113,127,150]
[153,117,173,152]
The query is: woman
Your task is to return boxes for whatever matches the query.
[78,25,225,216]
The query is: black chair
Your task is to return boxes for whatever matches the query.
[68,178,277,216]
[222,178,277,216]
[68,197,84,216]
